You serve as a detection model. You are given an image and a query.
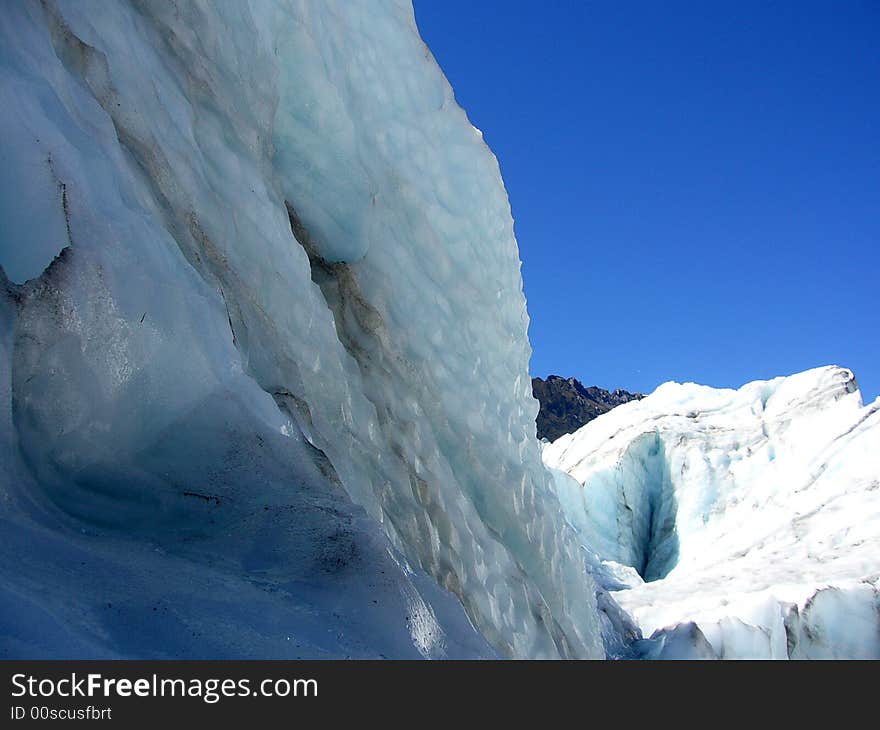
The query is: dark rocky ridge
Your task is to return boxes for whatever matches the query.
[532,375,643,442]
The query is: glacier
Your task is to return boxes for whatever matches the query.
[543,365,880,659]
[0,0,614,659]
[2,0,876,662]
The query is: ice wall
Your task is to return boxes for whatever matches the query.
[0,0,605,658]
[544,366,880,659]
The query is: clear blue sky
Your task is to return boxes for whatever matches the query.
[414,1,879,401]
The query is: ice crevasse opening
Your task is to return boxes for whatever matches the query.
[0,1,612,658]
[544,366,880,659]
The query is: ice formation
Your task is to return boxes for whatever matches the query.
[4,0,874,662]
[544,365,880,659]
[0,0,614,658]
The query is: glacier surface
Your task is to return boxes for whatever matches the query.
[4,0,874,662]
[544,365,880,659]
[0,0,609,658]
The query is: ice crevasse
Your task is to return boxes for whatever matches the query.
[0,1,614,658]
[544,365,880,659]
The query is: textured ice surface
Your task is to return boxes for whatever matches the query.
[544,365,880,659]
[0,0,605,658]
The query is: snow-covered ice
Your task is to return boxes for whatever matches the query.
[544,365,880,658]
